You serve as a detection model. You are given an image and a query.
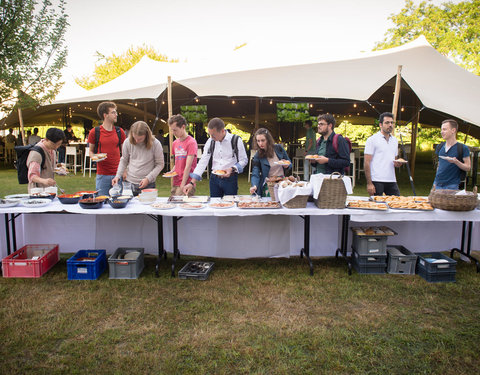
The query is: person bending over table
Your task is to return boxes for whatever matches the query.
[26,128,66,193]
[184,117,248,197]
[112,121,164,195]
[249,128,292,197]
[167,114,198,196]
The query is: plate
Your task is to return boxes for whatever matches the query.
[439,155,454,161]
[274,160,291,166]
[5,194,30,200]
[162,172,178,178]
[180,203,205,210]
[212,170,227,176]
[0,199,21,208]
[209,202,235,209]
[91,153,107,162]
[305,155,320,160]
[21,198,51,208]
[151,202,176,210]
[395,159,408,164]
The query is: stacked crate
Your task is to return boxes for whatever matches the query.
[351,227,397,274]
[416,252,457,282]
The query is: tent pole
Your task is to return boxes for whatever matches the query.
[17,107,26,146]
[167,76,174,185]
[143,102,148,122]
[410,104,420,178]
[255,98,259,130]
[391,65,402,123]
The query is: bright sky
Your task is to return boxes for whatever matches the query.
[63,0,454,82]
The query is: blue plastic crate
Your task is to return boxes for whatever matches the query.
[415,252,457,274]
[67,250,107,280]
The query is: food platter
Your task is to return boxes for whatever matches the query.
[168,195,210,203]
[371,195,429,204]
[21,198,51,208]
[347,201,389,210]
[151,202,176,210]
[209,202,236,209]
[180,203,205,210]
[237,201,281,209]
[388,202,434,211]
[0,199,21,208]
[222,195,259,203]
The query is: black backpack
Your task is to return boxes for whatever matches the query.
[436,142,467,182]
[14,145,46,184]
[94,126,123,154]
[207,134,240,172]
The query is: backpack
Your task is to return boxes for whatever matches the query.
[332,133,352,173]
[436,142,466,183]
[14,145,46,184]
[94,126,123,154]
[207,134,240,172]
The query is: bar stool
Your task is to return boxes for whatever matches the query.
[292,148,305,179]
[197,148,209,179]
[65,146,79,174]
[247,151,257,182]
[83,150,96,177]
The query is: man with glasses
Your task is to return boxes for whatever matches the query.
[309,113,350,174]
[364,112,402,196]
[88,101,126,195]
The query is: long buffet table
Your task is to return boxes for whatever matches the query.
[1,197,479,276]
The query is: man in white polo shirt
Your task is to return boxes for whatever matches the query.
[364,112,403,196]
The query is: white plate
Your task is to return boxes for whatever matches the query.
[162,172,178,178]
[139,199,156,205]
[0,199,21,208]
[180,203,205,210]
[274,161,291,166]
[209,202,235,209]
[212,170,228,176]
[395,159,408,164]
[21,198,51,208]
[151,202,175,210]
[439,155,454,161]
[124,251,140,260]
[5,194,30,200]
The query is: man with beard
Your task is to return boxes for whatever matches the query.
[309,113,350,175]
[364,112,403,196]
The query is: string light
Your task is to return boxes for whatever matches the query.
[381,100,384,103]
[309,104,313,108]
[232,100,235,104]
[353,103,357,108]
[269,99,273,105]
[401,107,405,112]
[162,101,165,105]
[195,98,199,103]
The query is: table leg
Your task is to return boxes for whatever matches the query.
[11,213,17,253]
[172,216,181,277]
[4,214,11,256]
[335,215,352,275]
[299,215,313,276]
[450,221,480,273]
[155,215,167,277]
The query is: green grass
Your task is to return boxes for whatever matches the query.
[1,151,479,373]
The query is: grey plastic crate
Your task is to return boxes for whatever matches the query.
[418,267,456,283]
[178,261,214,280]
[352,251,387,274]
[387,245,417,275]
[108,247,144,279]
[352,234,388,255]
[416,252,457,274]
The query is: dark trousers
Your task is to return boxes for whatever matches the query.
[373,181,400,196]
[209,173,238,197]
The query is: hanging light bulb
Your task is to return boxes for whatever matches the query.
[401,107,405,112]
[232,100,235,104]
[353,103,357,108]
[269,99,273,105]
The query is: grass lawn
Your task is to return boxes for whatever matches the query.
[1,151,479,374]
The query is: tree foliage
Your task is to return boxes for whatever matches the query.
[75,45,178,90]
[0,0,68,112]
[374,0,480,75]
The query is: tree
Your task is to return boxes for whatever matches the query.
[75,45,178,90]
[374,0,480,75]
[0,0,68,113]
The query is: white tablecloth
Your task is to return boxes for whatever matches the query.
[1,197,479,259]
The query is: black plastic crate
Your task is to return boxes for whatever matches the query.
[418,267,456,283]
[387,245,417,275]
[352,251,387,274]
[178,261,214,280]
[416,252,457,274]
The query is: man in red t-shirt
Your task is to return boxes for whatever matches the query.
[88,102,126,195]
[167,114,198,196]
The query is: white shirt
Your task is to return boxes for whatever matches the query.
[364,131,398,182]
[191,132,248,180]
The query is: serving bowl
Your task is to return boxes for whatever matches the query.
[107,198,129,209]
[29,192,56,200]
[57,194,82,204]
[79,198,105,209]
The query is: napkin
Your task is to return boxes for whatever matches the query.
[310,173,353,199]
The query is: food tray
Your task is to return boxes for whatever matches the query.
[2,244,59,278]
[67,250,107,280]
[168,195,210,203]
[388,205,434,211]
[347,202,389,211]
[178,261,214,280]
[237,201,281,209]
[108,247,144,279]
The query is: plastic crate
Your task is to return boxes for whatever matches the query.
[2,244,59,278]
[178,261,214,280]
[108,247,144,279]
[387,245,417,275]
[352,251,387,274]
[416,252,457,274]
[418,267,456,283]
[67,250,106,280]
[352,234,388,255]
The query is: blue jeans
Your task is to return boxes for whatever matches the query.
[209,173,238,197]
[58,146,66,163]
[433,182,459,190]
[96,175,115,196]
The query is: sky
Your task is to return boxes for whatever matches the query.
[63,0,454,83]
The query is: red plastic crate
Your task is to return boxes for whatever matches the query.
[2,244,59,278]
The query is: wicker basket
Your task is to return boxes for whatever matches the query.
[428,186,478,211]
[283,194,309,209]
[315,172,347,209]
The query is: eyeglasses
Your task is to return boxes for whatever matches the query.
[383,121,394,125]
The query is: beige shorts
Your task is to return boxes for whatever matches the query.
[171,185,195,197]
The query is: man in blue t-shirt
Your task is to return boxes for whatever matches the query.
[433,119,471,190]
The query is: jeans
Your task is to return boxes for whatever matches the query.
[96,175,115,196]
[58,146,66,163]
[433,183,459,190]
[209,173,238,197]
[372,181,400,196]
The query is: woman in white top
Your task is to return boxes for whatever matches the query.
[112,121,164,195]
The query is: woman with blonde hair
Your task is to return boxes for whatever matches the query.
[112,121,164,194]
